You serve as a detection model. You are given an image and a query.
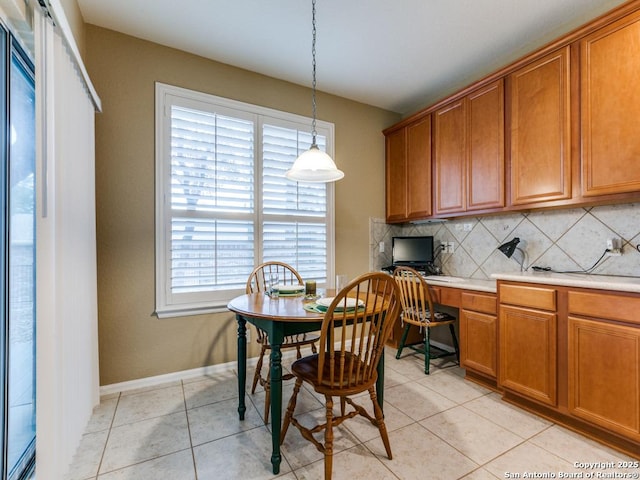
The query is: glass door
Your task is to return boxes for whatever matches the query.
[1,23,36,480]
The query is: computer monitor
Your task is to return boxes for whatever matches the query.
[391,236,434,268]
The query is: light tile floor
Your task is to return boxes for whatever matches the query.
[66,352,639,480]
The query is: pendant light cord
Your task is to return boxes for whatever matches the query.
[311,0,318,146]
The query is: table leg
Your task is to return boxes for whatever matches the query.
[236,315,247,420]
[269,342,283,474]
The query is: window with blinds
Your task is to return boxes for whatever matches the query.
[155,83,335,317]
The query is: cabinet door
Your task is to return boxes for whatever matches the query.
[468,80,505,210]
[499,305,557,406]
[385,128,407,222]
[406,116,432,219]
[434,99,466,214]
[581,10,640,196]
[568,316,640,441]
[460,309,497,379]
[509,47,571,205]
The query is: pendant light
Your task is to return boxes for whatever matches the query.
[285,0,344,183]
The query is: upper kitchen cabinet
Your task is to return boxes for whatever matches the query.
[384,115,432,223]
[508,47,571,206]
[434,99,465,215]
[384,1,640,223]
[580,10,640,197]
[434,80,505,216]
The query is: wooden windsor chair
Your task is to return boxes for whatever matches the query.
[279,271,401,480]
[245,261,319,424]
[393,265,460,374]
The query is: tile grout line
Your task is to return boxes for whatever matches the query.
[181,379,199,480]
[93,392,121,479]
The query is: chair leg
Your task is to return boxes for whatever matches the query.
[324,395,335,480]
[449,324,460,363]
[424,327,431,375]
[251,344,267,394]
[368,387,392,459]
[395,324,411,359]
[280,378,302,444]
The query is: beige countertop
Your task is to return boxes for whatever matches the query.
[421,275,497,294]
[419,271,640,295]
[491,271,640,294]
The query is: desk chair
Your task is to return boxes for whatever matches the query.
[280,272,401,480]
[246,261,319,424]
[393,266,460,374]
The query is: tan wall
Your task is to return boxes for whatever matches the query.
[84,25,400,385]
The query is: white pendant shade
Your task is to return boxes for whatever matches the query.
[285,0,344,184]
[285,145,344,183]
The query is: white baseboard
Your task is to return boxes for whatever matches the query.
[99,349,302,397]
[99,340,433,397]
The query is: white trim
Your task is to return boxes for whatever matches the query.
[38,0,101,111]
[0,0,34,57]
[156,82,335,139]
[155,301,230,319]
[99,349,302,396]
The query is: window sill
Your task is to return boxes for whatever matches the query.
[155,302,231,319]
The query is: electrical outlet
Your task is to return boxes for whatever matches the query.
[606,238,622,256]
[379,241,385,253]
[447,241,455,253]
[463,223,472,231]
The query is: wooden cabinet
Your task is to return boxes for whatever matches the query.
[460,291,498,384]
[434,80,504,216]
[384,3,640,221]
[468,82,505,211]
[580,10,640,197]
[385,115,432,223]
[434,100,465,214]
[497,281,640,458]
[499,284,558,407]
[508,47,571,206]
[567,291,640,442]
[385,128,407,223]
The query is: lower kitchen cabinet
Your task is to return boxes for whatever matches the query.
[499,304,557,406]
[497,281,640,459]
[567,291,640,443]
[498,283,558,406]
[460,291,497,386]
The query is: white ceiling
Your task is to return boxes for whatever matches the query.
[77,0,628,115]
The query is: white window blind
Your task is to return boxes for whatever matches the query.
[155,83,335,317]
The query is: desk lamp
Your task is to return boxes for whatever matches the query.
[498,237,526,271]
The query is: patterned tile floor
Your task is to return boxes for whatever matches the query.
[66,352,639,479]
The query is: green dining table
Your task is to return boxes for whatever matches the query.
[227,291,386,475]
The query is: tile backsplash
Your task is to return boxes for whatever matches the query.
[369,203,640,279]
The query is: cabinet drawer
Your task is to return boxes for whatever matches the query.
[500,284,556,311]
[440,287,461,308]
[429,286,461,307]
[568,291,640,326]
[462,292,497,314]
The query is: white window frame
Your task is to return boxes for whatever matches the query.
[155,83,336,318]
